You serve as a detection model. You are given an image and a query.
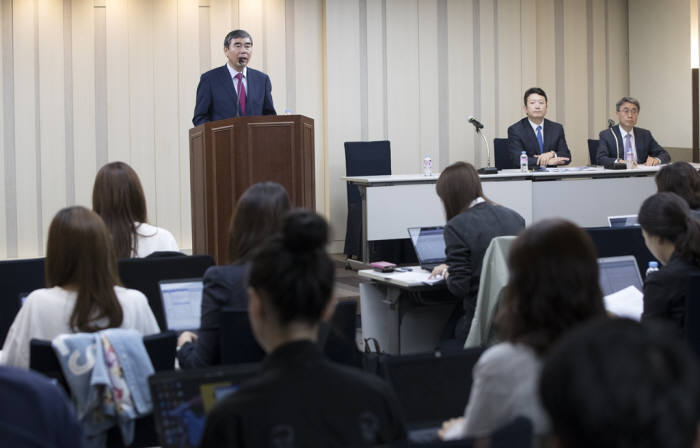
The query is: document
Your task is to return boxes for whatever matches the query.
[603,285,643,320]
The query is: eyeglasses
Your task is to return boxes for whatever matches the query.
[619,108,638,115]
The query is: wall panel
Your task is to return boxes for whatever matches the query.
[417,1,440,170]
[563,0,589,166]
[105,0,130,163]
[0,0,7,258]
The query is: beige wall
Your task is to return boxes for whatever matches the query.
[4,0,684,259]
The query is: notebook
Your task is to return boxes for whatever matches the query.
[381,348,485,442]
[159,279,204,331]
[607,214,639,228]
[149,363,261,448]
[598,255,644,296]
[407,226,447,271]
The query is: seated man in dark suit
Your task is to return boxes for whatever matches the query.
[596,97,670,168]
[193,29,276,126]
[507,87,571,168]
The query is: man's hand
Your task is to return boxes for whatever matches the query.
[643,156,660,166]
[547,156,569,166]
[177,331,198,348]
[535,151,555,166]
[429,263,448,279]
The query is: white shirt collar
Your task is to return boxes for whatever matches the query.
[226,63,247,80]
[618,125,634,140]
[469,197,486,208]
[528,119,544,133]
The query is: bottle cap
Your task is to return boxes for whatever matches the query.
[649,261,658,268]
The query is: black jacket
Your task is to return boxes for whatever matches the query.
[596,126,670,167]
[507,117,572,168]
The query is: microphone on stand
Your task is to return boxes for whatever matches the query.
[607,119,626,170]
[469,116,498,175]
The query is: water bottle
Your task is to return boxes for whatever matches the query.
[625,148,634,169]
[423,155,432,176]
[284,108,292,115]
[646,261,659,277]
[520,151,528,173]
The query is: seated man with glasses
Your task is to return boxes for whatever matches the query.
[596,96,670,167]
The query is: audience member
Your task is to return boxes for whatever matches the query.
[440,219,606,440]
[655,161,700,218]
[540,318,700,448]
[0,365,86,447]
[199,210,407,447]
[177,182,290,368]
[92,161,178,258]
[1,206,159,368]
[430,162,525,343]
[638,192,700,333]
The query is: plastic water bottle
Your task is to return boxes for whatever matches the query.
[646,261,659,277]
[520,151,528,172]
[625,148,635,169]
[423,155,432,176]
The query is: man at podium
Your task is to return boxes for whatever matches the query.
[193,29,276,126]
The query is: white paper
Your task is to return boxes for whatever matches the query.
[604,285,644,321]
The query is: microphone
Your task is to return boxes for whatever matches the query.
[608,118,621,161]
[607,119,615,128]
[468,116,485,130]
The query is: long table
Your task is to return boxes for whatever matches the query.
[344,166,662,264]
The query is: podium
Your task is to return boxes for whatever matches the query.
[189,115,315,264]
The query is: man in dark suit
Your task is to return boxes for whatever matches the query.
[193,29,276,126]
[507,87,571,168]
[596,97,670,168]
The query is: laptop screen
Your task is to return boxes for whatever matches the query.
[408,227,446,265]
[598,256,643,296]
[149,363,261,448]
[608,215,639,228]
[159,279,204,331]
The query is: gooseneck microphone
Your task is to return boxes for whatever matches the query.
[468,116,497,174]
[468,116,485,130]
[608,119,621,161]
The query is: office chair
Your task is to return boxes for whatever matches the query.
[587,139,600,165]
[219,310,266,365]
[118,254,215,330]
[0,257,46,347]
[30,331,177,448]
[493,138,512,170]
[686,274,700,360]
[320,300,361,368]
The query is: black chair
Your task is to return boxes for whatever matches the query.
[219,310,266,365]
[0,257,46,346]
[320,300,361,368]
[587,139,599,165]
[494,138,512,170]
[586,226,655,279]
[30,331,177,448]
[344,140,392,261]
[118,255,215,330]
[686,274,700,360]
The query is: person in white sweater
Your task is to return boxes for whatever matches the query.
[92,161,178,258]
[2,206,160,368]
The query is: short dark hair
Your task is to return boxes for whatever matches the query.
[224,29,252,48]
[616,96,640,112]
[638,192,700,266]
[540,318,700,448]
[655,161,700,209]
[523,87,547,105]
[496,219,606,355]
[227,182,290,263]
[248,210,335,326]
[435,162,486,221]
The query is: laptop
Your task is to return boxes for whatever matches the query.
[408,227,447,271]
[149,363,261,448]
[598,255,644,296]
[607,214,639,228]
[381,348,485,442]
[159,279,204,331]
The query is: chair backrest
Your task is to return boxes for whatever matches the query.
[320,300,361,368]
[494,138,512,170]
[219,310,266,365]
[344,140,391,204]
[0,257,45,346]
[118,255,215,330]
[686,274,700,359]
[585,227,655,280]
[587,139,599,165]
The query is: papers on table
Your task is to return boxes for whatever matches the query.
[604,285,643,321]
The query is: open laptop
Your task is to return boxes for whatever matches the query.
[408,227,447,271]
[381,347,485,443]
[607,214,639,228]
[598,255,644,296]
[159,279,204,331]
[149,363,261,448]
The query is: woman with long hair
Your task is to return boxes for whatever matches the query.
[198,210,406,446]
[655,161,700,215]
[2,206,159,368]
[441,219,606,440]
[92,161,178,258]
[431,161,525,343]
[176,182,290,368]
[639,192,700,332]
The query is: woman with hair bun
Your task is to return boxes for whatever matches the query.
[92,161,178,258]
[199,210,406,447]
[639,192,700,332]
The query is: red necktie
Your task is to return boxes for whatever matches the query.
[236,72,246,115]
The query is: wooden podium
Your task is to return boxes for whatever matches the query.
[189,114,315,264]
